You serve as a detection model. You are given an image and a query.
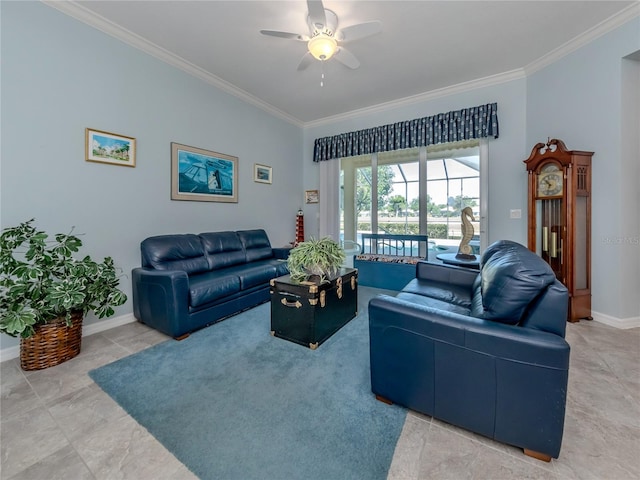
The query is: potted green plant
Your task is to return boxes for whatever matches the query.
[0,219,127,370]
[287,237,345,283]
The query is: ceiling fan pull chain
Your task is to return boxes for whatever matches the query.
[321,60,325,87]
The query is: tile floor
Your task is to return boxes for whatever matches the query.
[1,306,639,479]
[388,320,640,480]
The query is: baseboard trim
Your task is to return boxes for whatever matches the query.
[83,313,137,336]
[0,313,137,363]
[592,311,640,329]
[0,346,19,364]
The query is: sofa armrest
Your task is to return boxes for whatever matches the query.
[416,261,479,289]
[132,267,190,338]
[272,247,292,260]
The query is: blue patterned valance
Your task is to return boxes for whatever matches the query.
[313,103,499,162]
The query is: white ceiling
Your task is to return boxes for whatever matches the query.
[53,1,637,125]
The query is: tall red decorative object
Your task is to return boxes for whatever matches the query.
[295,209,304,245]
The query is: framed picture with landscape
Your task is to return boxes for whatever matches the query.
[254,164,272,184]
[86,128,136,167]
[305,189,319,204]
[171,142,238,203]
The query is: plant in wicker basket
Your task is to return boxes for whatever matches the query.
[287,237,345,283]
[0,219,127,370]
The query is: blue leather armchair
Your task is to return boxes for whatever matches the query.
[369,240,570,461]
[132,229,290,339]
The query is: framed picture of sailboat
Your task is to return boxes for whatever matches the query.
[171,142,238,203]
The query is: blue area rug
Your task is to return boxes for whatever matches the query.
[89,287,406,480]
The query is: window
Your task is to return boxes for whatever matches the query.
[340,141,486,257]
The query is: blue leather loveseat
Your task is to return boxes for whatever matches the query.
[132,229,290,339]
[369,240,570,461]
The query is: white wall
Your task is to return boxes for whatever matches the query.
[620,54,640,322]
[0,2,303,350]
[526,17,640,322]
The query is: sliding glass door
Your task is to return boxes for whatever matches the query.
[340,141,485,257]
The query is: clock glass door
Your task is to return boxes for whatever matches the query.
[537,197,564,281]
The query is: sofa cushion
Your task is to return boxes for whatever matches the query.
[402,278,473,308]
[396,292,471,317]
[188,271,241,308]
[479,241,556,324]
[200,231,246,269]
[223,263,277,290]
[141,234,209,275]
[237,229,274,262]
[275,259,290,277]
[253,258,290,277]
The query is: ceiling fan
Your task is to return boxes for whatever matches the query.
[260,0,382,71]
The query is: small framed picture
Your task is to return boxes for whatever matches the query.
[254,164,272,184]
[171,142,238,203]
[305,189,319,204]
[85,128,136,167]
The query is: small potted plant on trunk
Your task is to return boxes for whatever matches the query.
[0,219,127,370]
[287,237,345,283]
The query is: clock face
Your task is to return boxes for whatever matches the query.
[538,164,563,197]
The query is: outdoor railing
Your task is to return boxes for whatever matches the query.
[359,233,429,258]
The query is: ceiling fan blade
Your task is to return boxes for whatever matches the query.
[307,0,327,31]
[334,47,360,69]
[297,52,314,71]
[339,21,382,43]
[260,30,309,41]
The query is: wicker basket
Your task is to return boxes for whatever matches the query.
[20,312,83,371]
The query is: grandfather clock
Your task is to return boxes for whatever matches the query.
[524,139,593,322]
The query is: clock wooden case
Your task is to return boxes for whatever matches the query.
[524,139,593,322]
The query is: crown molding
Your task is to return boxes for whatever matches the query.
[42,0,639,130]
[303,69,526,129]
[306,3,640,129]
[524,2,640,76]
[41,0,304,128]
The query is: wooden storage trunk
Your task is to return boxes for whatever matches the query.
[270,268,358,349]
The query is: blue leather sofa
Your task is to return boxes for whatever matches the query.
[369,240,570,461]
[132,229,290,339]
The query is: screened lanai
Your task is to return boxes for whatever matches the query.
[340,143,482,259]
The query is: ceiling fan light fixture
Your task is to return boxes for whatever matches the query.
[308,34,337,61]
